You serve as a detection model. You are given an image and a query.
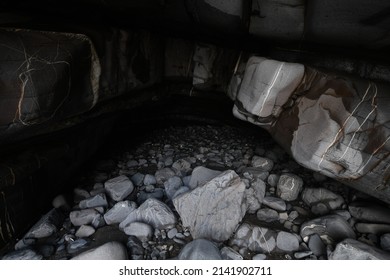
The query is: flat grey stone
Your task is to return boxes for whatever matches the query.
[267,174,280,187]
[276,231,300,252]
[137,189,164,204]
[277,173,303,201]
[294,251,313,259]
[131,173,145,187]
[23,208,61,239]
[380,233,390,251]
[252,254,267,260]
[177,239,222,260]
[79,193,108,209]
[220,247,243,260]
[120,198,176,230]
[188,166,222,189]
[75,225,96,238]
[329,239,390,260]
[155,168,176,185]
[104,200,137,225]
[355,223,390,235]
[300,214,356,245]
[302,188,344,215]
[71,241,128,260]
[123,222,153,242]
[262,196,286,211]
[251,156,274,171]
[2,249,42,260]
[164,176,183,200]
[173,170,246,242]
[257,208,279,222]
[70,209,101,226]
[308,234,326,256]
[230,223,276,254]
[167,228,178,239]
[104,175,134,201]
[143,174,157,185]
[349,202,390,224]
[182,175,191,186]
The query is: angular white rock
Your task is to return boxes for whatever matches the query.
[75,225,96,238]
[104,175,134,201]
[71,241,128,260]
[173,170,246,242]
[70,209,101,227]
[79,193,108,209]
[119,198,176,230]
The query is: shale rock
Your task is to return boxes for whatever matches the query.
[173,170,246,242]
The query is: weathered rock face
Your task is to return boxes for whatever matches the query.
[231,56,390,203]
[173,170,246,242]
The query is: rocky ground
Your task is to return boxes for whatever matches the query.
[2,124,390,260]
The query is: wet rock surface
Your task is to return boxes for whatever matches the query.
[2,125,390,260]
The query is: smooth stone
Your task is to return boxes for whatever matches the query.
[177,239,222,260]
[167,228,178,239]
[182,175,191,186]
[355,223,390,235]
[70,209,101,226]
[143,174,157,186]
[71,241,128,260]
[220,246,243,260]
[349,202,390,224]
[267,174,280,187]
[123,222,153,242]
[120,198,176,230]
[52,194,70,210]
[155,168,176,185]
[252,254,267,260]
[262,196,286,211]
[2,249,42,260]
[173,170,246,242]
[127,160,139,168]
[329,239,390,260]
[104,175,134,201]
[251,156,274,171]
[300,215,356,245]
[302,188,344,215]
[277,173,303,201]
[333,210,351,221]
[188,166,222,189]
[131,173,145,187]
[79,193,108,209]
[137,189,164,204]
[164,176,183,200]
[104,201,137,225]
[242,167,269,181]
[67,239,89,254]
[23,208,61,239]
[75,225,96,238]
[230,223,276,254]
[380,233,390,251]
[74,188,91,202]
[256,208,279,222]
[308,234,326,256]
[294,251,313,259]
[276,231,300,252]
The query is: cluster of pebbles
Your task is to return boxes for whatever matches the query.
[2,124,390,260]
